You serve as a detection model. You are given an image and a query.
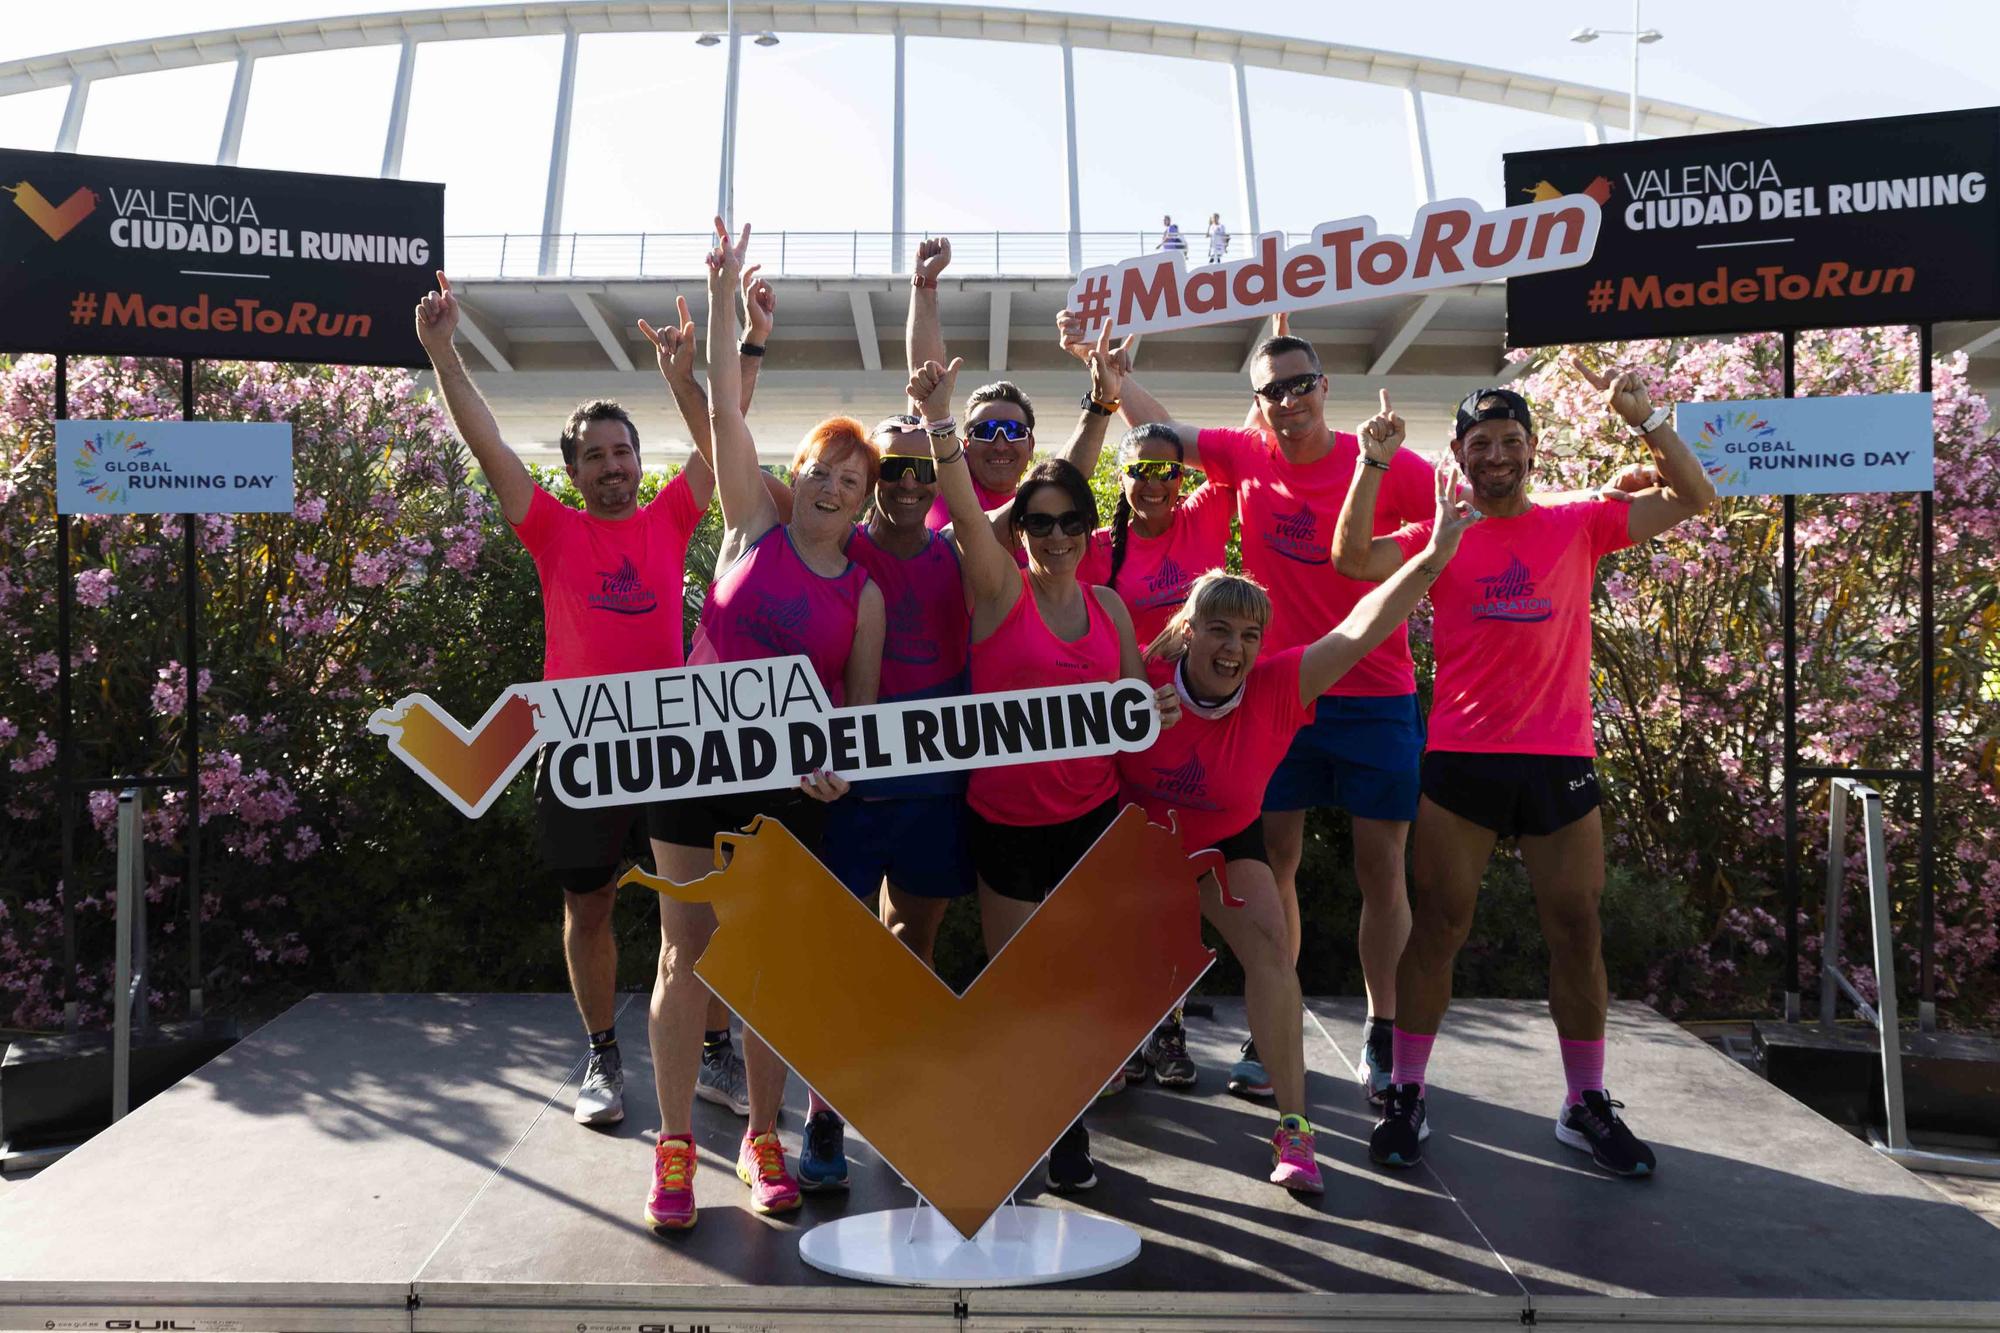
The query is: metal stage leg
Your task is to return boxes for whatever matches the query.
[111,787,145,1123]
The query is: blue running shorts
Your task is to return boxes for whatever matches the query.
[1261,693,1423,823]
[823,795,976,901]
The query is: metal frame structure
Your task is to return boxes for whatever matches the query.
[1817,779,1999,1178]
[0,2,1758,278]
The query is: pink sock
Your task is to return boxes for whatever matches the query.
[1559,1037,1605,1107]
[1390,1027,1435,1092]
[807,1088,836,1119]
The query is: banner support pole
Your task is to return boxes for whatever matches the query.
[1916,323,1936,1032]
[182,358,203,1019]
[55,352,78,1034]
[1780,330,1799,1021]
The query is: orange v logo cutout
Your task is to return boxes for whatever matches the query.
[366,692,542,818]
[8,181,97,241]
[624,806,1219,1238]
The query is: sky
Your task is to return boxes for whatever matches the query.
[1,1,1996,245]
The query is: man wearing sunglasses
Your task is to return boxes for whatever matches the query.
[908,238,1128,539]
[1103,327,1437,1109]
[1333,367,1715,1179]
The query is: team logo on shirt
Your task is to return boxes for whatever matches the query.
[1134,556,1194,609]
[885,586,941,665]
[1471,555,1553,622]
[1149,753,1221,810]
[734,590,812,655]
[1261,504,1330,565]
[590,556,658,615]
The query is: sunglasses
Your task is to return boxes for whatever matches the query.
[966,418,1032,443]
[1123,460,1185,483]
[879,455,937,485]
[1019,510,1093,538]
[1253,371,1323,403]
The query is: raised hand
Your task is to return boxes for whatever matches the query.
[1152,681,1182,731]
[1056,307,1092,363]
[637,294,697,384]
[1273,311,1291,338]
[706,215,751,289]
[1086,318,1133,405]
[1597,461,1662,504]
[414,271,459,358]
[913,236,951,286]
[1358,388,1405,463]
[907,357,963,425]
[741,263,775,343]
[1429,458,1479,556]
[1574,355,1653,428]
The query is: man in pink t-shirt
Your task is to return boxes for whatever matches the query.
[414,269,779,1134]
[1110,329,1433,1107]
[1333,367,1716,1181]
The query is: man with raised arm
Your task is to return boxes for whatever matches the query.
[413,267,775,1131]
[1334,365,1715,1178]
[909,237,1126,535]
[1083,312,1435,1107]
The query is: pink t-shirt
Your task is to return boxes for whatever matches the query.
[924,476,1017,532]
[690,525,871,705]
[1196,426,1432,697]
[1117,647,1314,853]
[1084,483,1234,654]
[1394,497,1634,756]
[967,573,1123,826]
[510,475,703,681]
[847,524,969,700]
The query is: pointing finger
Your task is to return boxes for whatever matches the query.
[1379,388,1393,415]
[1572,354,1610,391]
[675,294,693,330]
[637,317,661,347]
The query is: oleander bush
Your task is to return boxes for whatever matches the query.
[1,331,1994,1032]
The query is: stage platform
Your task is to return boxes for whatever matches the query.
[3,992,1998,1332]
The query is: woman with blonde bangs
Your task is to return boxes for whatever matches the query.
[1117,461,1477,1197]
[642,220,886,1232]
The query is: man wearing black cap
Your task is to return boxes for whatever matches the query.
[1332,361,1715,1179]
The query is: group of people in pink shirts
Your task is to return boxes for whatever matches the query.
[413,217,1715,1232]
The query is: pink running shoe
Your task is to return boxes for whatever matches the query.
[1269,1116,1324,1194]
[736,1129,802,1214]
[646,1135,698,1230]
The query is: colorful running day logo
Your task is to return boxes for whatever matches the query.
[55,420,295,515]
[1675,394,1935,497]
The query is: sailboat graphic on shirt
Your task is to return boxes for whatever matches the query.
[1263,504,1330,565]
[1471,555,1553,622]
[1150,752,1220,809]
[591,556,658,615]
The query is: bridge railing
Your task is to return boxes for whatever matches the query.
[443,231,1305,280]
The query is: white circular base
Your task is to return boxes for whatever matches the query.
[797,1205,1140,1287]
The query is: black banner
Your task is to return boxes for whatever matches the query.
[1505,107,2000,346]
[0,148,443,368]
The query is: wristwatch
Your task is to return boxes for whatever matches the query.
[1081,392,1117,416]
[1631,404,1671,437]
[738,341,766,358]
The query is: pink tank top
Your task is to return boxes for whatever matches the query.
[966,571,1123,826]
[690,525,869,704]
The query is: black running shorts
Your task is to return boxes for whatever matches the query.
[1205,816,1270,868]
[650,787,828,859]
[533,746,676,894]
[1420,751,1601,839]
[968,798,1120,904]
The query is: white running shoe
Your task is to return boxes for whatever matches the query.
[574,1047,625,1125]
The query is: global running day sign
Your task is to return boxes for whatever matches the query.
[0,147,443,367]
[1675,393,1934,497]
[54,419,294,515]
[369,658,1162,819]
[1063,194,1603,336]
[1504,107,2000,345]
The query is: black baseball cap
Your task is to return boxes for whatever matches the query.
[1454,387,1534,439]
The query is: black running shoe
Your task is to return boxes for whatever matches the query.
[1144,1018,1198,1089]
[1046,1122,1096,1193]
[1556,1090,1656,1178]
[1369,1081,1429,1168]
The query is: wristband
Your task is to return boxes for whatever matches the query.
[911,274,937,290]
[1361,456,1391,472]
[1081,392,1116,417]
[738,341,766,358]
[935,443,965,467]
[1630,404,1671,437]
[923,415,957,435]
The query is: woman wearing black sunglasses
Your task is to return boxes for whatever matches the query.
[909,349,1179,1197]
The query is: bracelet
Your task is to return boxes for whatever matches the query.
[923,415,957,435]
[1361,456,1391,472]
[935,443,965,467]
[911,274,937,290]
[1630,404,1670,437]
[1080,392,1115,417]
[738,341,766,358]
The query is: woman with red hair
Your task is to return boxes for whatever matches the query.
[642,220,885,1231]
